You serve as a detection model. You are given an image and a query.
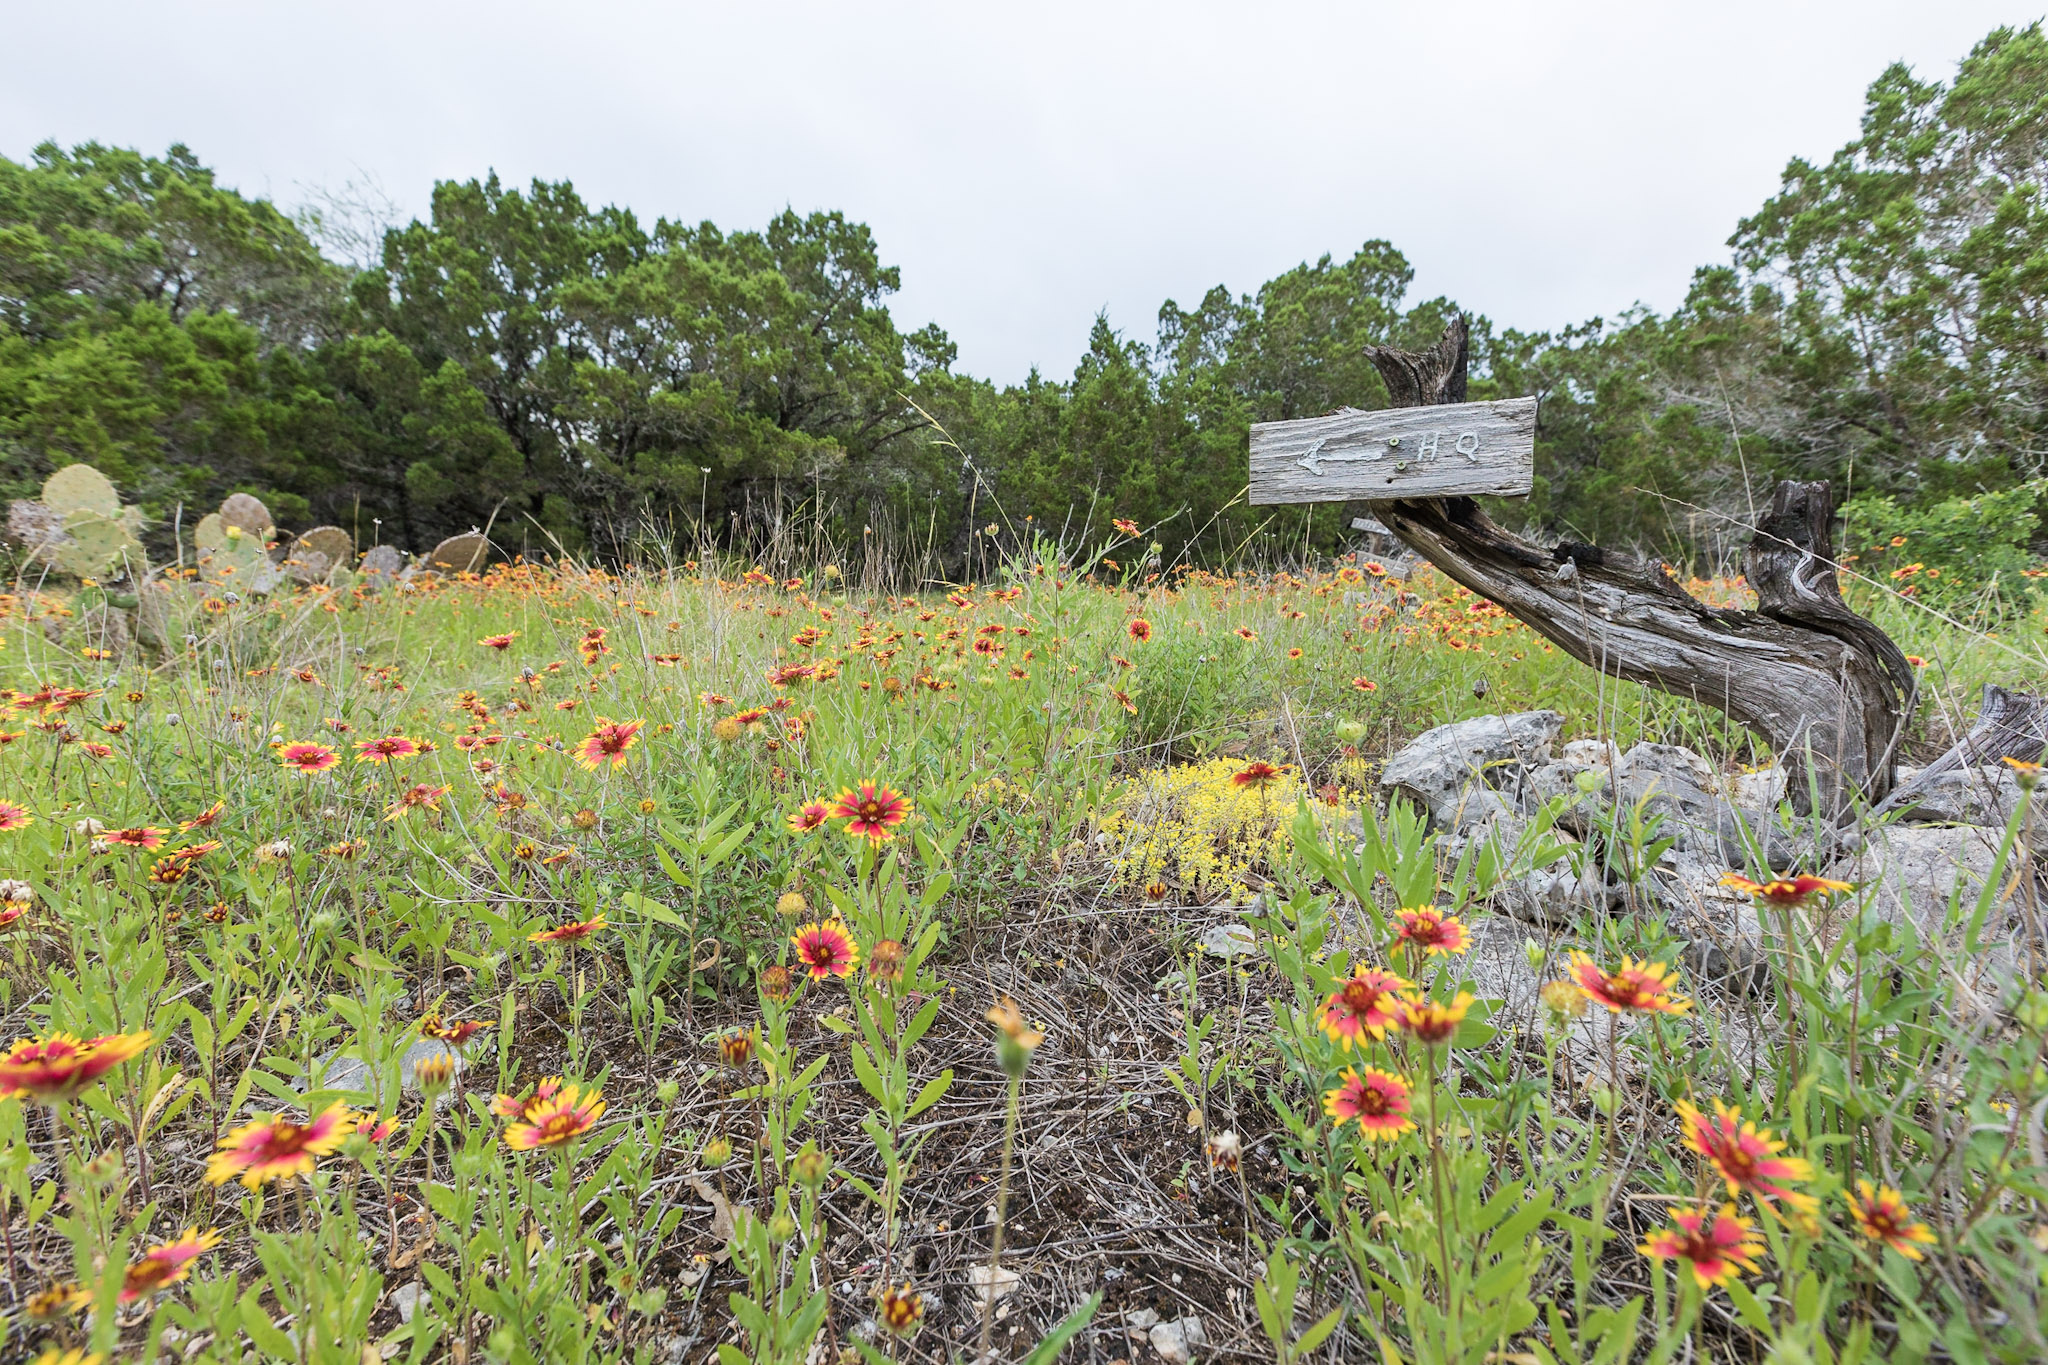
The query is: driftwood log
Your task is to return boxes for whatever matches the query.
[1359,318,1918,820]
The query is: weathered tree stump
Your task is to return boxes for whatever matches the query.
[1359,317,1917,820]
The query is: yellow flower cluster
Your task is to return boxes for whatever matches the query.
[1099,757,1358,903]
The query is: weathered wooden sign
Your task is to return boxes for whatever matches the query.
[1247,396,1537,505]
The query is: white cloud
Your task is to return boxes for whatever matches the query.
[4,0,2032,379]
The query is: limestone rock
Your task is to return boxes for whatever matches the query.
[1889,764,2048,853]
[359,544,405,590]
[1615,742,1806,869]
[1724,764,1788,815]
[1652,849,1766,992]
[1198,921,1258,958]
[1148,1316,1209,1364]
[1829,823,2034,1017]
[1379,710,1564,829]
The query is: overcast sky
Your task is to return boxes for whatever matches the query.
[5,1,2038,381]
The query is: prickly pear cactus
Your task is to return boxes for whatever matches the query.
[54,510,143,579]
[194,491,283,594]
[289,526,354,584]
[34,464,144,579]
[427,532,489,574]
[42,464,121,520]
[218,493,274,544]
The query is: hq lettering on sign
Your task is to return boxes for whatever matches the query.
[1247,396,1537,505]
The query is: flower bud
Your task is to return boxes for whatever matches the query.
[792,1145,830,1187]
[414,1052,455,1095]
[986,996,1044,1079]
[701,1135,733,1167]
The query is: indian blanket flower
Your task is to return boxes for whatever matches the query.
[0,1031,154,1103]
[1231,761,1287,789]
[356,1113,398,1143]
[478,632,517,650]
[119,1227,222,1302]
[1394,906,1471,956]
[502,1083,605,1150]
[279,742,340,774]
[1395,991,1473,1046]
[1322,1067,1416,1139]
[1638,1204,1764,1289]
[355,735,421,764]
[492,1076,564,1120]
[718,1030,755,1068]
[1565,951,1691,1015]
[106,827,167,850]
[1127,618,1152,643]
[180,801,225,831]
[206,1103,354,1186]
[574,719,645,770]
[786,800,831,833]
[986,995,1045,1077]
[386,783,452,820]
[1319,967,1412,1047]
[828,782,912,841]
[421,1015,493,1046]
[1351,677,1378,692]
[0,800,35,831]
[1846,1181,1938,1259]
[1676,1099,1817,1213]
[530,913,607,945]
[878,1282,926,1337]
[1719,873,1853,907]
[792,919,860,979]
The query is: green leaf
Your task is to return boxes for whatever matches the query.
[907,1069,953,1118]
[1021,1291,1102,1365]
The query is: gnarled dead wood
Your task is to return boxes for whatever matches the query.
[1876,684,2048,818]
[1359,317,1915,820]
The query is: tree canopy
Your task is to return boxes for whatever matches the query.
[4,22,2045,569]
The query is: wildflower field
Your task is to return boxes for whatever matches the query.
[1,538,2045,1365]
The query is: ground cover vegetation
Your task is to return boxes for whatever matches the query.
[0,527,2044,1363]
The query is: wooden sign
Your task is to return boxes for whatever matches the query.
[1248,396,1537,505]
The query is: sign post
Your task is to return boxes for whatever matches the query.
[1247,396,1537,505]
